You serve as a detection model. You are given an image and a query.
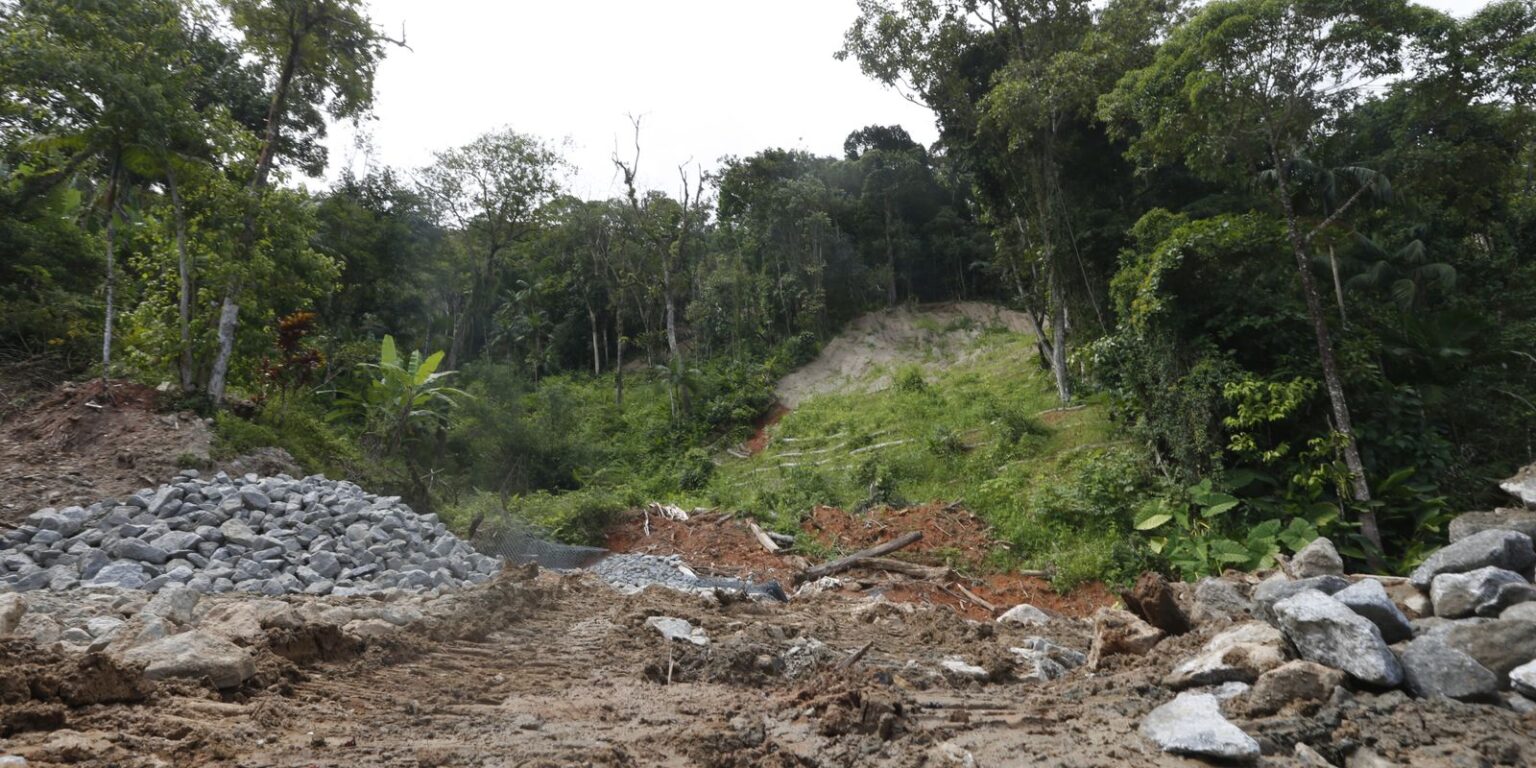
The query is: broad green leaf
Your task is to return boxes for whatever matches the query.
[415,351,445,385]
[1136,513,1173,531]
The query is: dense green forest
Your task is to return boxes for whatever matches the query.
[1,0,1533,582]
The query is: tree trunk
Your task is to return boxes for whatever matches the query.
[167,167,195,393]
[207,24,303,405]
[1049,275,1070,405]
[100,171,118,393]
[1274,160,1382,559]
[614,309,625,408]
[206,296,240,402]
[884,197,898,306]
[588,305,601,375]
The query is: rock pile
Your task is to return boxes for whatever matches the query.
[1132,465,1536,763]
[0,471,499,596]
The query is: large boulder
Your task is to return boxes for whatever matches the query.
[1192,577,1253,624]
[1086,608,1164,669]
[1253,574,1349,622]
[1139,692,1260,763]
[1293,537,1344,578]
[1272,590,1402,687]
[1122,571,1191,635]
[1398,634,1500,702]
[1428,567,1534,619]
[1450,509,1536,542]
[1409,529,1536,590]
[141,584,201,625]
[1441,619,1536,685]
[1332,579,1413,643]
[119,631,255,688]
[1165,622,1286,689]
[1502,462,1536,508]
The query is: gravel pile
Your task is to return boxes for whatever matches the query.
[589,552,787,601]
[1,470,499,596]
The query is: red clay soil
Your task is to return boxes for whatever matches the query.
[742,403,790,456]
[604,502,1115,621]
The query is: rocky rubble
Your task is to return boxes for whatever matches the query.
[0,471,499,596]
[1128,463,1536,764]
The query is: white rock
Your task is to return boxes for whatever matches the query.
[1293,537,1344,578]
[997,603,1051,627]
[939,657,989,680]
[1512,659,1536,698]
[646,616,709,646]
[1139,692,1260,762]
[142,584,200,625]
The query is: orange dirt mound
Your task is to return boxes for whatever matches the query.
[604,502,1113,620]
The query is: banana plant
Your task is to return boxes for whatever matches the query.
[332,335,470,454]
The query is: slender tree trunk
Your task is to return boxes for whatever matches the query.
[167,167,195,393]
[1049,274,1070,405]
[588,305,601,375]
[1274,159,1382,559]
[206,296,239,401]
[884,197,897,306]
[100,171,119,394]
[613,302,625,407]
[207,26,303,405]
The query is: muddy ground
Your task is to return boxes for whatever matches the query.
[2,567,1531,767]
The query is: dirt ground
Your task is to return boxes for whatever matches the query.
[3,566,1531,767]
[0,381,213,525]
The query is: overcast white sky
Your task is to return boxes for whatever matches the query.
[322,0,1489,199]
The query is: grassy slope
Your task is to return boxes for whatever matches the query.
[701,321,1154,588]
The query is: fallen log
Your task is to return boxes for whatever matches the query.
[853,556,953,581]
[953,583,996,613]
[795,531,923,584]
[746,521,781,554]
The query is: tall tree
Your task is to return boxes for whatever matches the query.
[415,128,565,369]
[208,0,393,404]
[1102,0,1424,557]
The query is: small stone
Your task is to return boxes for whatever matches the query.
[119,631,255,689]
[1294,743,1335,767]
[0,593,25,635]
[1332,579,1413,643]
[1243,660,1345,717]
[1139,692,1260,763]
[239,489,271,510]
[1505,691,1536,715]
[646,616,709,646]
[939,657,989,680]
[1272,590,1402,687]
[997,603,1051,627]
[85,561,149,589]
[1293,537,1344,578]
[1502,462,1536,508]
[1429,566,1534,618]
[142,584,200,625]
[1508,658,1536,698]
[1409,529,1536,590]
[108,538,170,565]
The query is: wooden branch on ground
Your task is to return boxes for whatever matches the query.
[853,556,953,581]
[834,641,875,671]
[795,531,923,584]
[746,521,780,554]
[953,583,996,613]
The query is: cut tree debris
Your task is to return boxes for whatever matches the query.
[795,530,923,584]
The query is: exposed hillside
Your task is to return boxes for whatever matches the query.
[703,302,1151,588]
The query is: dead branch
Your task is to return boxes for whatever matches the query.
[746,521,780,554]
[795,531,923,584]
